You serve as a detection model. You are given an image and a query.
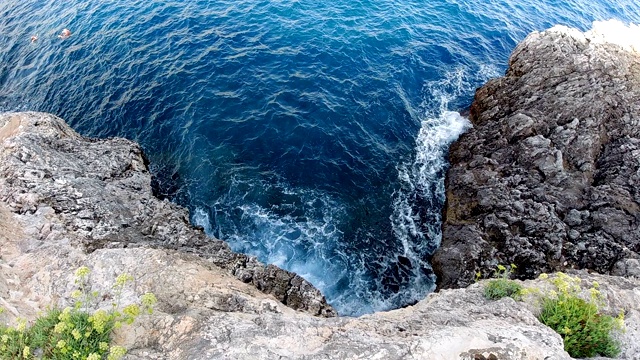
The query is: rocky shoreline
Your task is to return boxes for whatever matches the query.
[432,20,640,290]
[1,21,640,359]
[0,111,335,318]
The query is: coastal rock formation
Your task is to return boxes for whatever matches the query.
[1,213,578,360]
[433,20,640,289]
[2,21,640,359]
[3,196,640,359]
[0,112,334,317]
[0,111,590,359]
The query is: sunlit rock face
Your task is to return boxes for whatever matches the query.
[433,20,640,290]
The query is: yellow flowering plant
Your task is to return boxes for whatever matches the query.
[0,267,157,360]
[535,273,624,358]
[482,263,523,300]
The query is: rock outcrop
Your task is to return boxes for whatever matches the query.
[0,111,591,359]
[0,112,335,317]
[433,20,640,290]
[2,21,640,360]
[3,201,640,359]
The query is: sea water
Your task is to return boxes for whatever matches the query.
[1,0,639,316]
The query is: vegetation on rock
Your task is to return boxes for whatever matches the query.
[483,268,625,358]
[0,267,156,360]
[482,264,523,300]
[536,273,624,358]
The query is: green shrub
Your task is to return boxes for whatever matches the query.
[536,273,623,358]
[482,264,523,300]
[484,278,523,300]
[0,267,157,360]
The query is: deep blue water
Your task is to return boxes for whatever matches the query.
[1,0,639,316]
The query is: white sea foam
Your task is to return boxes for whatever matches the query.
[192,178,351,307]
[388,65,496,307]
[192,207,212,234]
[586,19,640,52]
[392,110,471,246]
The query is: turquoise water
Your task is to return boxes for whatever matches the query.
[1,0,639,315]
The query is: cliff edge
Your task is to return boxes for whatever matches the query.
[0,111,587,359]
[433,20,640,290]
[1,20,640,359]
[0,111,335,317]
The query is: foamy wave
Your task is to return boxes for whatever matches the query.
[586,19,640,52]
[387,111,470,306]
[192,178,352,307]
[192,207,212,234]
[388,65,494,307]
[413,112,471,192]
[392,110,471,246]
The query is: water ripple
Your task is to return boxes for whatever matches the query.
[1,0,639,315]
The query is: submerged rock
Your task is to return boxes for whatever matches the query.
[433,20,640,290]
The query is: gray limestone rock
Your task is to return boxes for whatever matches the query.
[1,215,581,359]
[3,20,640,359]
[0,111,335,317]
[433,21,640,290]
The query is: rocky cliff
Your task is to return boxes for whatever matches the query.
[433,20,640,290]
[0,111,334,317]
[0,111,587,360]
[2,20,640,360]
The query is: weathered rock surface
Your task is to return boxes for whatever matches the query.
[3,21,640,359]
[433,20,640,290]
[0,111,590,359]
[3,202,640,359]
[0,198,574,360]
[0,111,334,317]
